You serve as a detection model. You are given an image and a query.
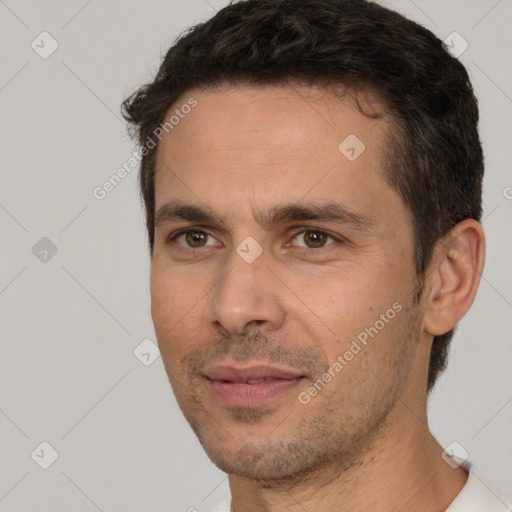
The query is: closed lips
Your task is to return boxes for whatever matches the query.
[203,364,306,383]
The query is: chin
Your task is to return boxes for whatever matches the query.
[194,426,336,482]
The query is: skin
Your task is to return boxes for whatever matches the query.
[150,84,485,511]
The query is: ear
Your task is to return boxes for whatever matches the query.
[423,219,485,336]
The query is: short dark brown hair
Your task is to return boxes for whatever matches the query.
[121,0,484,393]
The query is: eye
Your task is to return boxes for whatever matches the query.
[171,229,218,248]
[290,229,337,249]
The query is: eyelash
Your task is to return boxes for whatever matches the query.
[166,227,342,251]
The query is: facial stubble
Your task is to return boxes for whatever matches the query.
[165,301,423,483]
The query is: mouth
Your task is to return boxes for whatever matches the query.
[203,363,307,407]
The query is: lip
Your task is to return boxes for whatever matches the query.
[204,363,307,407]
[204,364,305,382]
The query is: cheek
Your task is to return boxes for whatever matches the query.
[150,261,209,360]
[321,306,419,419]
[293,264,395,325]
[291,265,411,372]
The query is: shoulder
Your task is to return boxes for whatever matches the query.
[446,457,512,512]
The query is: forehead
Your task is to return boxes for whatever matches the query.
[157,83,387,164]
[152,84,404,229]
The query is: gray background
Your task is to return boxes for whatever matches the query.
[0,0,511,511]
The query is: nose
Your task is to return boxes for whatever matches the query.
[205,249,287,337]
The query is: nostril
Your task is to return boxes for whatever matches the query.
[241,320,267,335]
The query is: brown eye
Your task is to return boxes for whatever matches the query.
[186,231,208,247]
[292,230,335,249]
[304,231,328,248]
[174,230,214,248]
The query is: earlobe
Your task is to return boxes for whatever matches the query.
[423,219,485,336]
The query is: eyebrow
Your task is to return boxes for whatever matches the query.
[154,200,373,232]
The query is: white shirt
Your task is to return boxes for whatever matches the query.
[210,458,512,511]
[446,458,512,511]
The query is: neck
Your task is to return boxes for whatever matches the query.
[228,384,468,512]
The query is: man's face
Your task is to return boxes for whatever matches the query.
[151,85,426,480]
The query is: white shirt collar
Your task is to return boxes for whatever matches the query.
[446,457,512,511]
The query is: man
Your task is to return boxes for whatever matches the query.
[122,0,512,510]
